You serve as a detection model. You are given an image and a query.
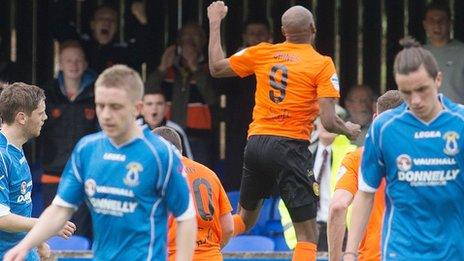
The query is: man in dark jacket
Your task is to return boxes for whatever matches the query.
[38,40,98,240]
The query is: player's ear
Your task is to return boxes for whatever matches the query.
[134,100,143,116]
[281,26,286,38]
[435,71,443,90]
[309,23,316,37]
[15,111,27,125]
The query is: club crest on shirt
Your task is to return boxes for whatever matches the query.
[85,179,97,197]
[443,131,459,156]
[396,154,412,172]
[20,181,27,195]
[124,162,143,187]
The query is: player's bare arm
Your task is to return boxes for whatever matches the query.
[327,189,354,261]
[0,212,75,239]
[3,204,75,261]
[219,212,234,248]
[207,1,237,78]
[0,213,39,233]
[344,191,375,261]
[319,97,361,140]
[175,217,197,261]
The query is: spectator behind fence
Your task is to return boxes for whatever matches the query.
[50,2,148,73]
[147,23,218,168]
[224,18,273,190]
[423,0,464,104]
[38,40,98,240]
[139,86,194,159]
[344,85,376,146]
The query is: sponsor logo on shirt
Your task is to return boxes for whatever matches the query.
[412,158,456,166]
[103,153,126,162]
[16,192,31,203]
[17,181,31,203]
[396,154,412,172]
[96,185,134,198]
[20,181,27,195]
[89,198,138,217]
[414,131,441,139]
[124,162,142,187]
[330,73,340,91]
[85,179,135,198]
[398,169,459,186]
[273,52,300,62]
[443,131,459,156]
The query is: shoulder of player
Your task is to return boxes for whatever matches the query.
[182,158,219,180]
[141,130,182,164]
[0,148,12,166]
[442,96,464,121]
[233,42,272,56]
[142,129,173,151]
[75,131,106,152]
[371,104,407,130]
[344,147,363,163]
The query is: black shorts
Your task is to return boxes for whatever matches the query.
[239,135,318,222]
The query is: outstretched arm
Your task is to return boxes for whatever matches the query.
[207,1,237,78]
[0,209,75,238]
[3,204,75,261]
[319,97,361,140]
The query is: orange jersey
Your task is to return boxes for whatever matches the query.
[335,147,385,261]
[167,157,232,261]
[229,42,340,140]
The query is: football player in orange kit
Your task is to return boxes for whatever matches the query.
[327,90,403,261]
[207,2,361,260]
[153,126,233,261]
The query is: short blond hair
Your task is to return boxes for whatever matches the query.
[95,64,144,101]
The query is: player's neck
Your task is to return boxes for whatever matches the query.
[285,34,312,45]
[419,99,444,122]
[1,124,28,149]
[111,122,143,146]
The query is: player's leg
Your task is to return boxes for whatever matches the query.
[233,136,275,235]
[276,138,318,261]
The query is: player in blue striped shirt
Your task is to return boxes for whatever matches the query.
[345,38,464,261]
[0,83,76,261]
[5,65,197,261]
